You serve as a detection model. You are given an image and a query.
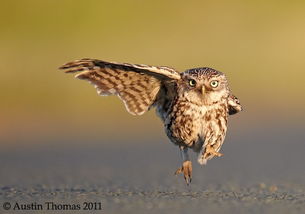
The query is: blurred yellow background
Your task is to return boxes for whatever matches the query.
[1,0,305,147]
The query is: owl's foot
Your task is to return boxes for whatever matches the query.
[203,145,223,159]
[175,160,192,185]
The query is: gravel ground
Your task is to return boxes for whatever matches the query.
[1,126,305,214]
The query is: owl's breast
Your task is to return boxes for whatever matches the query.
[201,105,228,143]
[165,99,228,150]
[164,100,206,147]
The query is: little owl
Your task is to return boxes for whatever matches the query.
[60,59,242,185]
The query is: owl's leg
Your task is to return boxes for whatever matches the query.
[174,146,192,185]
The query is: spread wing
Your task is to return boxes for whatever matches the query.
[59,58,181,115]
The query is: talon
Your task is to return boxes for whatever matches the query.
[184,176,190,185]
[175,167,183,175]
[204,145,223,158]
[175,160,192,185]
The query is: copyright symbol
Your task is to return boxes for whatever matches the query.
[3,202,11,210]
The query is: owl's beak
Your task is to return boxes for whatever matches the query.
[201,86,206,95]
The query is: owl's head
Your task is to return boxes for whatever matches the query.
[179,67,230,105]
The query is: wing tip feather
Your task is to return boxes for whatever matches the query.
[59,58,97,74]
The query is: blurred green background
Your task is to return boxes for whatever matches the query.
[1,0,305,147]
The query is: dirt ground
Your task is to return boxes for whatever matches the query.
[1,126,305,214]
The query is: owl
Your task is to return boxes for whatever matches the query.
[60,58,242,185]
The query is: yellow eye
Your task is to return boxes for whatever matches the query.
[210,80,219,88]
[189,79,197,87]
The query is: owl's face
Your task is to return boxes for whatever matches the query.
[179,68,229,105]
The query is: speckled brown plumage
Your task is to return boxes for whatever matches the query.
[60,59,242,185]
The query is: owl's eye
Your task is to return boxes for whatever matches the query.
[188,79,197,87]
[210,80,219,88]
